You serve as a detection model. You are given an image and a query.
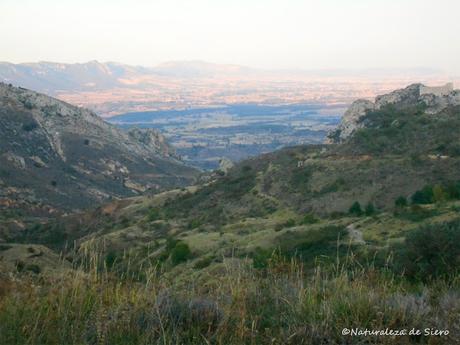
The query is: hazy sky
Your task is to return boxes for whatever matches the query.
[1,0,459,73]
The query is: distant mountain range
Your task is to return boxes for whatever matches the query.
[0,60,453,117]
[0,60,256,94]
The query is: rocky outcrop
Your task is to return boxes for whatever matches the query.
[127,128,177,159]
[420,89,460,115]
[328,83,460,143]
[0,83,199,214]
[218,157,234,175]
[326,100,375,143]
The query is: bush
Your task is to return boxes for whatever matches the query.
[395,205,438,222]
[445,181,460,199]
[395,196,408,208]
[22,122,38,131]
[188,219,202,229]
[404,218,460,280]
[301,213,319,225]
[171,242,192,265]
[22,100,34,109]
[26,264,41,274]
[286,225,347,264]
[411,186,433,204]
[349,201,363,216]
[193,256,214,269]
[432,184,448,203]
[147,208,160,222]
[252,247,273,269]
[411,182,460,205]
[275,219,296,231]
[364,202,375,216]
[105,250,118,268]
[284,219,296,227]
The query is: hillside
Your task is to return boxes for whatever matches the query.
[0,83,199,223]
[14,83,460,264]
[93,84,460,229]
[1,84,460,344]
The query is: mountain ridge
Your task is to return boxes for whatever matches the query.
[0,83,199,222]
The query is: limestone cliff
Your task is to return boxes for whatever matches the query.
[327,83,460,143]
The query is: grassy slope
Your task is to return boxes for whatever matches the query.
[1,103,460,344]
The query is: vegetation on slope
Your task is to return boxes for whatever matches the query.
[2,91,460,344]
[1,245,459,345]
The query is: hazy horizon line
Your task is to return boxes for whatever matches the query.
[1,59,456,76]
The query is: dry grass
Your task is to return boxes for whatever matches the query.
[0,248,459,345]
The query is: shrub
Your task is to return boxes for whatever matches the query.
[25,264,41,274]
[165,237,179,251]
[395,196,408,208]
[404,218,460,280]
[364,202,376,216]
[284,219,296,228]
[105,250,118,269]
[147,208,160,222]
[252,247,273,269]
[432,184,448,203]
[274,223,284,232]
[445,181,460,200]
[22,100,34,109]
[301,213,319,225]
[287,225,347,264]
[22,122,37,131]
[171,242,192,265]
[275,219,296,232]
[349,201,363,216]
[193,256,214,269]
[395,205,438,222]
[187,219,202,229]
[411,186,433,204]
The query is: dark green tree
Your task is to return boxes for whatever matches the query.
[395,196,408,207]
[411,185,434,204]
[349,201,363,216]
[365,202,376,216]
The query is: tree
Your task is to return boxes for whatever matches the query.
[395,196,408,208]
[365,202,376,216]
[411,185,434,204]
[349,201,363,216]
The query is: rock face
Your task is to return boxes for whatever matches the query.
[127,128,178,159]
[0,83,199,214]
[326,100,375,143]
[327,83,460,143]
[218,157,234,175]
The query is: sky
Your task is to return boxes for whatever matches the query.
[1,0,459,73]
